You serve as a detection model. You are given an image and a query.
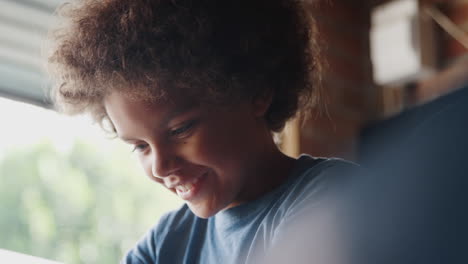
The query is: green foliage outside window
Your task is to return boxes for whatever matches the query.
[0,138,181,263]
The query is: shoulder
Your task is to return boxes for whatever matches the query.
[274,155,358,221]
[300,155,357,175]
[288,155,358,196]
[258,155,358,256]
[120,204,200,264]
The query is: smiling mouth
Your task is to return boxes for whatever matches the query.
[175,177,200,193]
[174,172,207,200]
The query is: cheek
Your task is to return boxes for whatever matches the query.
[173,134,226,179]
[187,128,233,163]
[180,138,217,167]
[188,127,248,179]
[207,128,248,160]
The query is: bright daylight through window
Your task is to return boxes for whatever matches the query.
[0,97,182,264]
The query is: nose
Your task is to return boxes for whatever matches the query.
[149,143,180,179]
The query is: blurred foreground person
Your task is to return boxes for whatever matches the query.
[348,85,468,264]
[47,1,356,263]
[263,75,468,263]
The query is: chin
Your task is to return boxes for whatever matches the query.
[187,203,221,219]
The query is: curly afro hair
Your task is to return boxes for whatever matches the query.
[47,0,322,132]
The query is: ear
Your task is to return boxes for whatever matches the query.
[252,91,273,117]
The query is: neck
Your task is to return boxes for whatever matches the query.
[235,142,296,206]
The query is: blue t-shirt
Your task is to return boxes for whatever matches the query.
[121,155,355,264]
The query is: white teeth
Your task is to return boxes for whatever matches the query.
[173,172,206,193]
[176,182,193,193]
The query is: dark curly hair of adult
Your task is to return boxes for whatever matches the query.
[47,0,322,132]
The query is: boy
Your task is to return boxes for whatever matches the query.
[48,0,354,263]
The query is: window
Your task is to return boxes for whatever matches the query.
[0,97,182,263]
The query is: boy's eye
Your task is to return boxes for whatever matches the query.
[170,120,196,137]
[132,143,148,153]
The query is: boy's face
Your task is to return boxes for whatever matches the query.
[104,92,272,218]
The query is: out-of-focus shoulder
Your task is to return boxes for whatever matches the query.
[295,154,359,182]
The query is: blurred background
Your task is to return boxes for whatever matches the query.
[280,0,468,160]
[1,0,467,263]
